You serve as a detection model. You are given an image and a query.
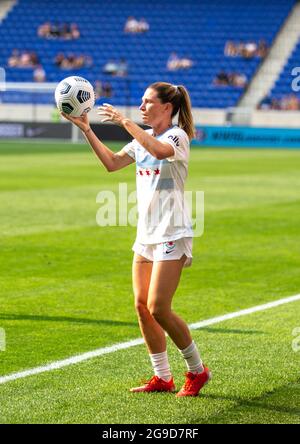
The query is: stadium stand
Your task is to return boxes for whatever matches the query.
[0,0,296,108]
[260,37,300,110]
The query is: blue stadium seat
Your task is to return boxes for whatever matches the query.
[0,0,296,108]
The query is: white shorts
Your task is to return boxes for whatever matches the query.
[132,237,193,268]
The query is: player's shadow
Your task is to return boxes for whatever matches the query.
[0,313,137,327]
[199,327,263,335]
[189,379,300,422]
[202,393,300,416]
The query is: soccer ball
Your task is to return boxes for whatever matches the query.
[55,76,95,117]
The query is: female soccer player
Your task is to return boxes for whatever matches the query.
[61,82,211,397]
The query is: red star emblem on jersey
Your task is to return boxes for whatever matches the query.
[154,168,160,175]
[145,170,151,176]
[138,169,143,176]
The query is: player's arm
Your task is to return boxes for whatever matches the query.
[97,104,175,160]
[122,119,174,160]
[60,112,134,172]
[83,127,135,171]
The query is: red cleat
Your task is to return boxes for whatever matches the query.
[176,367,211,397]
[130,375,175,393]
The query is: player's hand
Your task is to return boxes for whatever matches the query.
[97,104,126,126]
[60,112,90,133]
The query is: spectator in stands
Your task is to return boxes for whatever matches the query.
[103,59,119,75]
[54,53,93,69]
[286,94,300,110]
[180,56,193,69]
[167,53,193,71]
[102,58,127,76]
[8,49,20,67]
[258,96,272,110]
[61,23,72,39]
[8,50,39,68]
[73,54,84,68]
[95,81,103,99]
[38,22,80,40]
[124,16,140,33]
[50,23,61,38]
[259,96,285,110]
[19,51,32,67]
[214,71,247,88]
[138,18,150,33]
[269,94,300,111]
[257,39,268,58]
[102,82,113,98]
[124,16,150,34]
[225,40,269,59]
[70,23,80,39]
[61,54,76,69]
[94,80,113,99]
[214,71,230,86]
[55,53,65,68]
[242,42,257,59]
[30,52,39,66]
[33,65,46,82]
[167,52,181,71]
[73,54,93,68]
[224,41,238,57]
[38,22,51,38]
[230,72,247,88]
[117,58,128,77]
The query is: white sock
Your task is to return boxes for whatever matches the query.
[179,341,204,374]
[149,351,172,382]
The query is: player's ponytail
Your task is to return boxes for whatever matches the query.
[149,82,195,140]
[177,85,195,141]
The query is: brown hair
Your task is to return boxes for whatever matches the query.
[149,82,195,140]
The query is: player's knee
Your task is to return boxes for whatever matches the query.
[134,300,149,318]
[148,303,168,323]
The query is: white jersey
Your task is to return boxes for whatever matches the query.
[123,126,194,244]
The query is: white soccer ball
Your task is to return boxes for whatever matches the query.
[55,76,95,117]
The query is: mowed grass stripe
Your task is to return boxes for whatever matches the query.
[1,293,299,386]
[0,144,300,376]
[1,143,300,423]
[0,300,299,424]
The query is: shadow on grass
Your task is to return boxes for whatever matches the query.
[0,144,86,156]
[0,313,137,327]
[196,379,300,423]
[0,315,265,333]
[199,327,263,335]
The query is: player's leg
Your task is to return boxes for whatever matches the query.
[132,253,166,354]
[147,255,192,350]
[130,253,174,392]
[147,255,211,396]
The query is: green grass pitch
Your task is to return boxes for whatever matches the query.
[0,140,299,424]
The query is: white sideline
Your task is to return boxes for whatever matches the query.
[0,293,300,386]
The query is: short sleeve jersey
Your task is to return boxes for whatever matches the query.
[123,126,194,244]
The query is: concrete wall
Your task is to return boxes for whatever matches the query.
[251,110,300,128]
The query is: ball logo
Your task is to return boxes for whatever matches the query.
[77,90,91,103]
[60,82,71,94]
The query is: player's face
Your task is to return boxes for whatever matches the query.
[139,88,170,126]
